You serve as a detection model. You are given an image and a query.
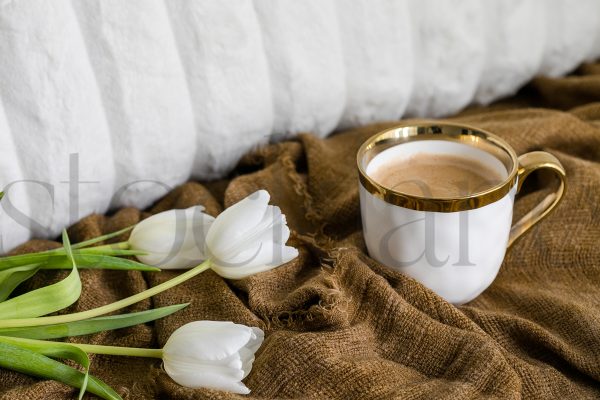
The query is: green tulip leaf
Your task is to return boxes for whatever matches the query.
[0,225,135,270]
[70,225,134,249]
[62,230,75,265]
[0,336,91,399]
[76,248,147,256]
[0,231,81,319]
[0,303,189,339]
[0,251,63,270]
[0,264,40,302]
[0,341,120,400]
[42,253,159,272]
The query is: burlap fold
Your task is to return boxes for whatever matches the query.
[1,63,600,399]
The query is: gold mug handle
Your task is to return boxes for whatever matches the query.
[508,151,566,247]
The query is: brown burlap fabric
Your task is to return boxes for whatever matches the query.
[2,63,600,399]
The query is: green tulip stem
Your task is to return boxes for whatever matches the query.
[73,343,163,359]
[0,260,212,329]
[0,336,163,359]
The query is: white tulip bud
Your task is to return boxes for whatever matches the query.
[129,206,214,269]
[162,321,264,394]
[206,190,298,279]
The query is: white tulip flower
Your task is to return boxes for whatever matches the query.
[129,206,214,269]
[163,321,264,394]
[130,190,297,279]
[205,190,298,279]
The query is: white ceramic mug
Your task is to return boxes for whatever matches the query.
[357,122,566,305]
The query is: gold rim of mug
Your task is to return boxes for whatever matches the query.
[356,121,519,212]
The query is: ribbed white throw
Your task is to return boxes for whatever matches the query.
[0,0,599,251]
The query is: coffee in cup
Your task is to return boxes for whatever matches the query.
[369,152,504,198]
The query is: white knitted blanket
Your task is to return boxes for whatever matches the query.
[0,0,599,251]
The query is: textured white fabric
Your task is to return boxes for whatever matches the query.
[72,0,197,209]
[539,0,600,77]
[335,0,413,128]
[475,0,546,105]
[0,0,598,251]
[0,1,116,247]
[164,0,273,180]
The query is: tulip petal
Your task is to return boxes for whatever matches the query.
[164,366,251,394]
[131,206,206,245]
[130,210,179,252]
[178,207,215,253]
[131,206,214,269]
[164,321,253,362]
[232,205,286,252]
[208,206,290,267]
[239,348,255,379]
[211,243,298,279]
[132,251,174,269]
[245,208,289,246]
[166,358,246,381]
[247,327,265,353]
[138,251,204,270]
[241,327,264,378]
[273,220,291,245]
[135,206,204,231]
[205,190,271,258]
